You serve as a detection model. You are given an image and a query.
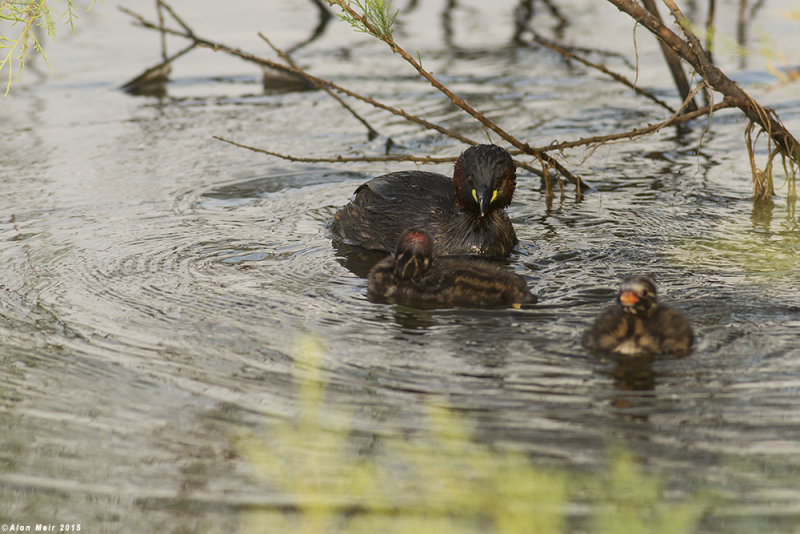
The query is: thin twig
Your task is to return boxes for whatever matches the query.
[258,32,379,140]
[533,95,736,153]
[641,0,698,112]
[607,0,800,166]
[156,0,168,63]
[120,41,195,92]
[327,0,580,186]
[156,0,195,38]
[214,135,550,182]
[529,31,675,113]
[214,136,455,164]
[120,4,555,182]
[120,7,483,151]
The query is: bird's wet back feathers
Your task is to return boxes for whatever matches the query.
[332,144,518,257]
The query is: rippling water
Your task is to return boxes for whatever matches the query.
[2,0,800,531]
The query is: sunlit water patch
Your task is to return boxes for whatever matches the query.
[672,197,800,278]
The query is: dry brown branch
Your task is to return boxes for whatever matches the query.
[120,4,568,184]
[213,135,550,182]
[641,0,698,112]
[156,0,195,38]
[533,97,736,154]
[326,0,580,186]
[213,136,458,164]
[120,6,478,148]
[121,7,304,82]
[528,31,675,113]
[745,123,767,199]
[123,1,798,201]
[606,0,800,168]
[257,32,379,140]
[156,0,168,63]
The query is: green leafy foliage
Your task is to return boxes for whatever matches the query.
[332,0,398,44]
[0,0,90,95]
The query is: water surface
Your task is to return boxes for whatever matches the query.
[2,0,800,532]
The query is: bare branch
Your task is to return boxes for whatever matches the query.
[120,6,484,149]
[213,135,553,183]
[534,96,736,154]
[606,0,800,166]
[120,4,573,184]
[213,136,457,164]
[641,0,698,112]
[529,31,675,113]
[257,32,379,140]
[326,0,581,186]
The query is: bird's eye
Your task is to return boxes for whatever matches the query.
[490,189,499,203]
[471,189,479,204]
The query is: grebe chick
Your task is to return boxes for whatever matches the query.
[582,276,693,356]
[367,229,534,309]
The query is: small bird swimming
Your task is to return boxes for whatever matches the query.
[367,229,534,309]
[582,276,694,356]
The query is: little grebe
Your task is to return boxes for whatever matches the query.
[582,276,693,356]
[367,229,534,309]
[332,144,518,257]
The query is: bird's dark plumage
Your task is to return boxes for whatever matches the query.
[582,276,694,356]
[367,229,534,309]
[332,144,518,257]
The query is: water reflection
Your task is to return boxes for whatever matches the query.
[3,0,800,532]
[605,354,656,421]
[527,0,570,40]
[286,0,333,54]
[122,0,332,98]
[750,197,775,233]
[332,241,388,278]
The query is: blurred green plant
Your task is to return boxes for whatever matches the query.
[237,335,708,534]
[0,0,100,96]
[592,447,705,534]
